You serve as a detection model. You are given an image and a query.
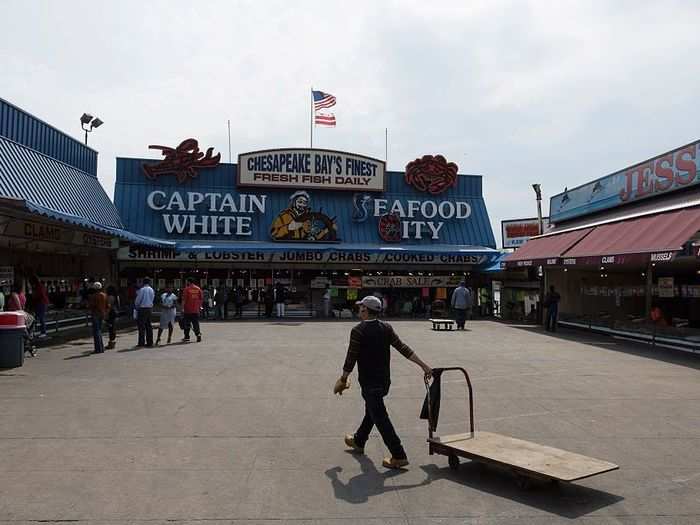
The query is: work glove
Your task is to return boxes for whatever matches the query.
[333,376,350,395]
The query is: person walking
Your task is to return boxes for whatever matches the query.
[544,285,561,332]
[156,286,178,345]
[334,295,433,469]
[30,275,49,338]
[88,282,108,354]
[257,287,265,317]
[450,281,473,330]
[274,282,286,318]
[322,284,331,318]
[202,287,211,320]
[105,285,120,349]
[134,278,155,347]
[234,286,244,318]
[181,277,203,342]
[264,285,274,318]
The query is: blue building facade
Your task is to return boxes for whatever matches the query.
[114,146,497,315]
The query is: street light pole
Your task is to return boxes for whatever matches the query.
[532,184,543,235]
[80,113,104,145]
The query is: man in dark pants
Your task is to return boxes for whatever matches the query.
[181,277,203,342]
[334,295,433,469]
[134,278,155,347]
[544,285,561,332]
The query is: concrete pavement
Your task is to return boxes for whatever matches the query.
[0,320,698,524]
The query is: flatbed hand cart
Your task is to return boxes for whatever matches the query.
[425,367,619,488]
[429,318,455,331]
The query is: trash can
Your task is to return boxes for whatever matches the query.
[0,312,26,368]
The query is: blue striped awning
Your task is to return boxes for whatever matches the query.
[0,135,173,248]
[0,135,123,228]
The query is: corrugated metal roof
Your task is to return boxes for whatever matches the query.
[0,97,97,175]
[0,136,123,229]
[115,158,497,249]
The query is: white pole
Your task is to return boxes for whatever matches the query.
[310,86,314,148]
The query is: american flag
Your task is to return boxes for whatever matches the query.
[315,113,336,127]
[312,90,336,110]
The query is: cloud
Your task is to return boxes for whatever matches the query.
[2,0,700,247]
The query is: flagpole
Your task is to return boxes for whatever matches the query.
[385,127,388,163]
[310,86,314,148]
[227,119,232,163]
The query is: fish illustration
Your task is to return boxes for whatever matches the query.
[588,181,604,202]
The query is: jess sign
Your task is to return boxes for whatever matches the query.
[238,148,385,192]
[550,140,700,223]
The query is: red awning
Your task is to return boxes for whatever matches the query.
[564,206,700,258]
[505,228,593,265]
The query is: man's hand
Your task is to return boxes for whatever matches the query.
[333,376,350,395]
[422,365,433,381]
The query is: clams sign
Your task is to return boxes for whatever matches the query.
[238,148,385,192]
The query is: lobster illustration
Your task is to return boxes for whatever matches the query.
[142,138,221,183]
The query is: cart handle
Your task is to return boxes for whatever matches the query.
[424,366,474,440]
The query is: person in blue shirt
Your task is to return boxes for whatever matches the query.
[134,278,155,347]
[450,281,473,330]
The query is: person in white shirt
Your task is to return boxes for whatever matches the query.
[322,284,331,318]
[156,286,177,345]
[134,278,155,347]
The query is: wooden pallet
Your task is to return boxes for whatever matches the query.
[429,431,619,483]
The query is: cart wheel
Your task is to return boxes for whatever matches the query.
[448,455,460,470]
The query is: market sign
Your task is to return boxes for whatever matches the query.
[238,149,386,192]
[362,275,463,288]
[509,251,679,268]
[501,217,550,248]
[550,140,700,223]
[118,246,490,266]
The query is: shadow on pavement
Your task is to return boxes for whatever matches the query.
[63,351,96,360]
[507,323,700,371]
[325,453,622,517]
[325,451,430,504]
[117,341,191,353]
[418,463,623,519]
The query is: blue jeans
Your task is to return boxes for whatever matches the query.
[35,303,47,335]
[546,305,558,331]
[354,385,407,459]
[91,315,105,353]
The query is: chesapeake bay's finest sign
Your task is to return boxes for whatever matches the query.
[550,140,700,223]
[238,149,386,192]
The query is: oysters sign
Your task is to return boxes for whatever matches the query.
[238,148,385,192]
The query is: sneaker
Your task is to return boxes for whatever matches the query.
[344,434,364,454]
[182,338,190,342]
[196,334,202,343]
[382,457,409,469]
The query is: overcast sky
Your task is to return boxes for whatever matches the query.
[2,0,700,247]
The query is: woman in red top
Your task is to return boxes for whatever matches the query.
[30,276,50,337]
